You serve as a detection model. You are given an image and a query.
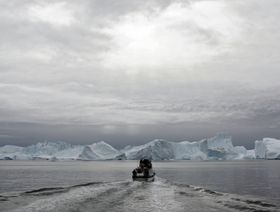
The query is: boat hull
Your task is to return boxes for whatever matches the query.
[132,173,155,182]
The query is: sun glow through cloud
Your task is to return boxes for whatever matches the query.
[103,1,243,74]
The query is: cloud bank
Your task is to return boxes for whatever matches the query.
[0,0,280,147]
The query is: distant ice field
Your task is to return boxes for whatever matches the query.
[0,160,279,211]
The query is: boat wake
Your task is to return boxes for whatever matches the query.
[1,177,279,212]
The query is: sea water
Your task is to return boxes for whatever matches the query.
[0,160,279,211]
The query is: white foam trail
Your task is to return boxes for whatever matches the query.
[4,178,279,212]
[11,181,133,212]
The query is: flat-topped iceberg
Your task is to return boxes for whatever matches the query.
[0,141,121,161]
[255,138,280,159]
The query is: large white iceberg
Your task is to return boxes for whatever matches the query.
[0,141,118,161]
[122,134,253,160]
[123,139,175,160]
[255,138,280,159]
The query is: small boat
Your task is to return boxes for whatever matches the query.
[132,159,155,182]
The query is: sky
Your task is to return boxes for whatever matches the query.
[0,0,280,149]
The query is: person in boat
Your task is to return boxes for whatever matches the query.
[140,159,152,169]
[132,159,152,177]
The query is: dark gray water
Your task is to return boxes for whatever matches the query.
[156,160,280,204]
[0,160,279,212]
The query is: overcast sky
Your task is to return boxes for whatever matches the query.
[0,0,280,148]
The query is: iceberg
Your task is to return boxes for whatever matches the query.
[244,149,256,159]
[122,134,250,160]
[0,141,99,161]
[123,139,175,160]
[54,145,100,160]
[206,134,234,152]
[173,141,207,160]
[21,141,73,158]
[0,141,122,161]
[203,134,253,160]
[88,141,121,159]
[255,138,280,159]
[0,145,23,154]
[1,135,280,161]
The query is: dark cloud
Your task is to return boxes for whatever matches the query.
[0,0,280,147]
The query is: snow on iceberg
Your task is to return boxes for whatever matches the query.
[255,138,280,159]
